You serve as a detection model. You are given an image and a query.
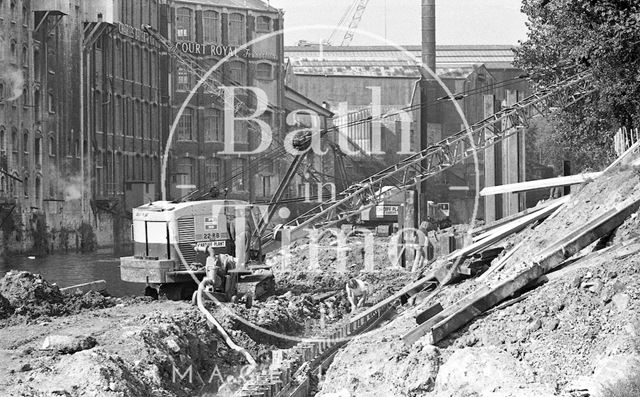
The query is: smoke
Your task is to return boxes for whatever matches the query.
[0,36,24,102]
[47,165,92,203]
[64,176,84,202]
[1,66,24,101]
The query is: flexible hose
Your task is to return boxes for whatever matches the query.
[196,279,257,367]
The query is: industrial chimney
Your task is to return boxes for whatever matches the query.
[422,0,436,75]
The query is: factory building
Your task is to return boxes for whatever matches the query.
[285,44,535,224]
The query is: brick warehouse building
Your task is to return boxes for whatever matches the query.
[166,0,285,203]
[0,0,295,254]
[0,0,91,254]
[84,0,168,250]
[285,45,536,224]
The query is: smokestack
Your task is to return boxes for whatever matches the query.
[422,0,436,74]
[419,0,437,224]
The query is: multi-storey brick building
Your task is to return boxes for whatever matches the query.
[166,0,285,203]
[0,0,92,253]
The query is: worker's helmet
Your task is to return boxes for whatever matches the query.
[347,279,358,289]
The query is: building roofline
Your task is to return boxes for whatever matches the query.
[284,44,517,52]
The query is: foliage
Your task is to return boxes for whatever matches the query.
[515,0,640,170]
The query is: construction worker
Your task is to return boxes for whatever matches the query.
[346,278,368,313]
[411,221,430,273]
[205,245,237,291]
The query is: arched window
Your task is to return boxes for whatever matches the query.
[34,136,41,166]
[23,176,28,198]
[203,11,219,43]
[256,62,273,80]
[177,108,193,141]
[176,66,190,91]
[176,7,192,40]
[22,5,27,26]
[228,61,246,84]
[9,0,15,20]
[34,49,40,79]
[22,131,28,154]
[0,127,4,152]
[228,13,245,45]
[21,45,27,66]
[11,127,17,153]
[10,39,16,60]
[34,89,40,119]
[256,16,271,32]
[35,176,41,204]
[48,135,55,156]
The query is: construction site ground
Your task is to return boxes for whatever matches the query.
[2,165,640,396]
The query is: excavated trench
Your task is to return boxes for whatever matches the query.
[0,235,413,396]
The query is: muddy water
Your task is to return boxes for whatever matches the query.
[0,249,142,297]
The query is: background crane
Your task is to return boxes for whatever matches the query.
[327,0,371,46]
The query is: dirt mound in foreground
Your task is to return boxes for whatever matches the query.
[0,270,118,321]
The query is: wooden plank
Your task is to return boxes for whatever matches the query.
[476,240,525,283]
[447,196,568,262]
[471,197,565,237]
[402,285,491,345]
[60,280,107,294]
[430,265,544,345]
[415,302,444,325]
[480,173,601,197]
[427,197,640,346]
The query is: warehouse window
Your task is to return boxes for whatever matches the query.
[177,108,193,141]
[203,11,219,43]
[176,7,192,41]
[34,136,41,167]
[204,108,222,142]
[228,61,246,84]
[256,62,273,80]
[256,16,271,32]
[175,157,195,186]
[205,157,221,183]
[11,128,17,153]
[228,13,245,45]
[48,135,55,156]
[234,120,249,144]
[176,66,190,91]
[48,91,55,113]
[231,158,246,191]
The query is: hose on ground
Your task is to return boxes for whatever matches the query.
[196,279,257,367]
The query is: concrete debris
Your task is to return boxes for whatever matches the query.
[41,335,98,354]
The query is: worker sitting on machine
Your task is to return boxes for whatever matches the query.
[204,245,237,293]
[346,278,368,313]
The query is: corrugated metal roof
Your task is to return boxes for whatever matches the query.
[175,0,278,12]
[285,44,517,74]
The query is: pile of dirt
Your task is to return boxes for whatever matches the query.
[0,270,118,322]
[2,300,278,397]
[318,166,640,396]
[0,292,13,319]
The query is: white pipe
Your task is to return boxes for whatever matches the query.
[196,279,257,367]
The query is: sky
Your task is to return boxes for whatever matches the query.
[268,0,529,46]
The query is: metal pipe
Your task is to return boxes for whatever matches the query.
[196,279,257,367]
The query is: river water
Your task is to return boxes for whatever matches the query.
[0,249,143,297]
